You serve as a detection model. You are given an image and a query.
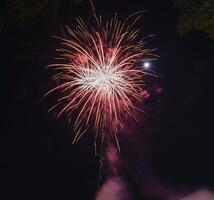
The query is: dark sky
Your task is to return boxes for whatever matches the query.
[2,0,213,199]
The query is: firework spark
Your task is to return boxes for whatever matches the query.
[45,11,154,147]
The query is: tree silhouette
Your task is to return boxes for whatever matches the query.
[175,0,214,39]
[0,0,61,29]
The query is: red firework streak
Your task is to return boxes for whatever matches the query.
[45,1,157,156]
[44,1,158,192]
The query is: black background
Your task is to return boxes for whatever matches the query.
[2,0,213,199]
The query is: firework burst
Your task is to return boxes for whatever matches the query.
[45,9,155,148]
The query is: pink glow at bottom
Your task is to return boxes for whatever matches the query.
[178,189,214,200]
[95,177,131,200]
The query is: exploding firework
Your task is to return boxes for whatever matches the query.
[45,7,155,148]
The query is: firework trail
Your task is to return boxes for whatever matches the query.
[45,3,155,149]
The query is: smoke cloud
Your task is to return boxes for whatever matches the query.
[178,189,214,200]
[95,177,133,200]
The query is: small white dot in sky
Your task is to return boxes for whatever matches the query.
[143,62,151,68]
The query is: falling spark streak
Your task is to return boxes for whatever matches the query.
[45,9,156,148]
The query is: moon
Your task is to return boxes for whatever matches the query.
[143,62,151,69]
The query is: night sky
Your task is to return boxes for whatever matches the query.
[2,0,214,199]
